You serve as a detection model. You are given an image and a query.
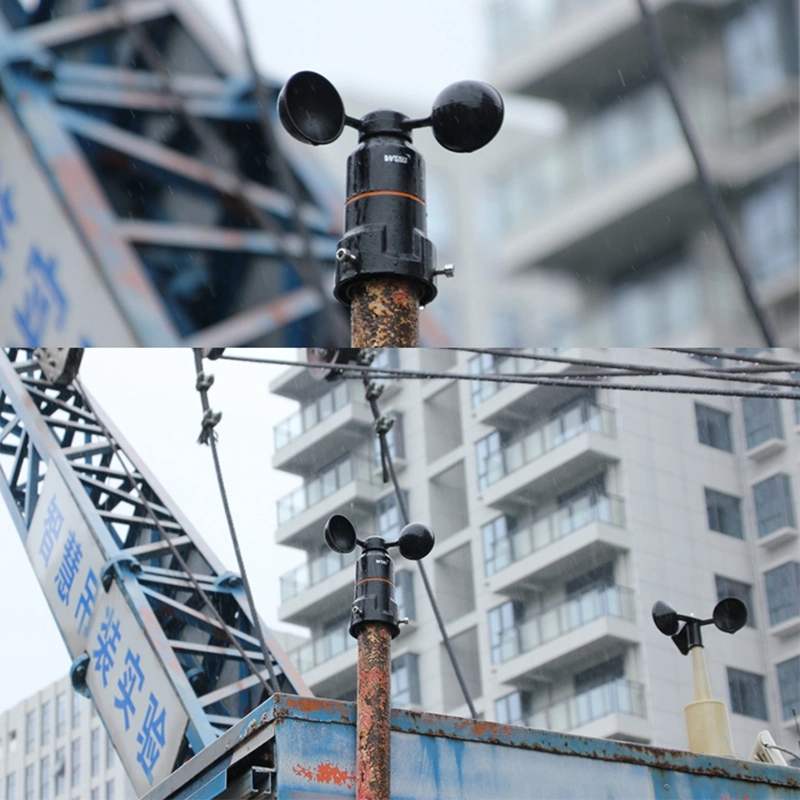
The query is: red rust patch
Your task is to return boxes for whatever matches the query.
[292,763,355,787]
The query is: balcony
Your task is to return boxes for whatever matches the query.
[479,406,619,512]
[275,455,384,548]
[488,497,630,591]
[280,549,358,603]
[469,349,563,410]
[493,586,639,681]
[288,621,357,674]
[272,382,373,474]
[526,679,647,738]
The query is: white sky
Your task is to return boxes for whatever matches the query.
[0,348,309,713]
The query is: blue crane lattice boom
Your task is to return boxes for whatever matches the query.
[0,348,310,794]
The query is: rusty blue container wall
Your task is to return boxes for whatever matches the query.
[144,695,800,799]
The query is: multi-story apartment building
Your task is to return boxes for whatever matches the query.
[270,348,800,762]
[0,675,136,800]
[483,0,799,345]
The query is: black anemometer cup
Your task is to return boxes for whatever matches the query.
[277,72,504,306]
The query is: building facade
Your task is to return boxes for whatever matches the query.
[271,348,800,762]
[481,0,798,345]
[0,675,136,800]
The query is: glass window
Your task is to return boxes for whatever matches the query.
[70,693,81,730]
[695,404,733,452]
[489,600,521,664]
[25,710,35,755]
[705,489,744,538]
[54,748,65,796]
[742,396,784,449]
[574,655,625,693]
[6,773,16,800]
[482,515,513,576]
[476,431,504,490]
[395,570,415,622]
[69,740,79,789]
[105,732,114,770]
[55,694,66,739]
[90,729,100,778]
[40,702,50,747]
[495,691,527,726]
[776,656,800,720]
[105,780,114,800]
[40,755,50,800]
[727,667,768,719]
[391,653,420,707]
[376,491,407,540]
[764,561,800,625]
[90,789,99,800]
[753,473,795,537]
[24,765,34,800]
[715,576,755,627]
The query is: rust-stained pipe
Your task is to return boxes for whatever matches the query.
[356,622,392,800]
[350,277,420,347]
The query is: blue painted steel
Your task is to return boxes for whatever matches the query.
[0,351,312,784]
[142,695,800,799]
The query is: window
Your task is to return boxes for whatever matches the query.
[40,755,50,800]
[373,413,405,466]
[557,478,609,536]
[489,600,521,663]
[469,353,505,407]
[777,656,800,721]
[743,396,784,449]
[753,473,795,537]
[482,515,513,576]
[395,570,415,622]
[90,729,100,778]
[105,732,115,770]
[705,489,744,539]
[764,561,800,625]
[727,668,768,719]
[70,693,80,730]
[715,576,755,627]
[6,773,16,800]
[105,780,114,800]
[54,748,65,796]
[391,654,420,707]
[69,740,79,789]
[90,789,99,800]
[376,491,407,540]
[495,691,528,726]
[40,702,51,747]
[476,431,504,490]
[25,710,35,755]
[55,694,66,740]
[695,404,733,452]
[574,655,624,693]
[24,765,34,800]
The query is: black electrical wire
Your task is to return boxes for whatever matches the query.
[358,352,479,719]
[193,349,281,695]
[219,354,800,400]
[635,0,777,346]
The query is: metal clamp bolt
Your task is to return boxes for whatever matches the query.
[434,264,455,278]
[336,248,359,267]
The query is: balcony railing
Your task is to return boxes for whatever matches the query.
[479,404,615,490]
[469,348,561,408]
[486,496,625,576]
[289,621,356,673]
[527,678,646,732]
[273,382,351,450]
[492,585,635,664]
[276,455,379,525]
[280,548,358,603]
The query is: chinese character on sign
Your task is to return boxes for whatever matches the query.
[54,530,82,605]
[13,246,68,347]
[74,568,99,637]
[136,693,166,785]
[114,649,145,731]
[0,167,16,268]
[92,607,121,688]
[39,495,64,568]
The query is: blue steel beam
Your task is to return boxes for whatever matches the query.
[0,350,312,787]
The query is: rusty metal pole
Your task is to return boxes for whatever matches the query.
[350,277,420,347]
[356,623,393,799]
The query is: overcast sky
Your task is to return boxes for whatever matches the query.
[0,348,310,713]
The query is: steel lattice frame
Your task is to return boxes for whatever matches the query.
[0,0,344,345]
[0,349,310,767]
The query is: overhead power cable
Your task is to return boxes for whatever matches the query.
[218,354,800,400]
[72,376,277,701]
[635,0,777,346]
[357,351,478,719]
[192,349,281,695]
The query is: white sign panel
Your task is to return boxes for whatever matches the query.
[0,104,137,345]
[25,466,106,658]
[26,466,189,793]
[85,581,189,795]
